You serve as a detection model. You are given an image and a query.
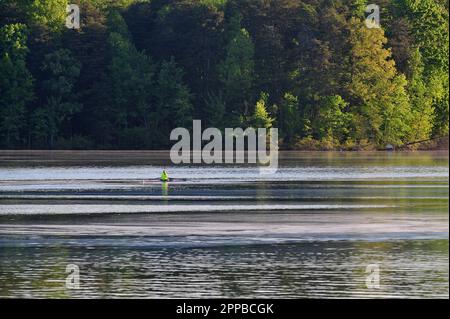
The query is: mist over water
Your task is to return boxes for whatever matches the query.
[0,151,448,298]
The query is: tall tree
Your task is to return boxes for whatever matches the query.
[203,91,226,128]
[32,49,80,148]
[106,11,155,141]
[217,13,255,119]
[400,0,449,135]
[137,0,224,118]
[252,92,274,129]
[406,48,435,143]
[153,57,192,146]
[279,92,301,146]
[108,31,155,134]
[0,23,34,148]
[62,1,110,147]
[346,18,411,146]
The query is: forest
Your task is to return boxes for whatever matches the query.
[0,0,448,150]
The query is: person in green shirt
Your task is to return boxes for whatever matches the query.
[160,169,169,182]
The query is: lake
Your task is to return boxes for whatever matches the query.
[0,151,448,298]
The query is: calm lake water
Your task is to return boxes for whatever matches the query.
[0,151,448,298]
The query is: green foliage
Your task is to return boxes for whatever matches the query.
[351,0,368,17]
[28,0,68,31]
[32,48,81,147]
[0,23,34,148]
[279,92,301,146]
[399,0,449,135]
[347,18,412,146]
[108,30,154,130]
[217,14,255,116]
[203,91,226,128]
[85,0,136,10]
[153,57,193,144]
[401,0,449,74]
[406,48,435,143]
[0,23,29,59]
[314,95,353,144]
[252,92,274,129]
[107,10,131,37]
[428,70,449,135]
[0,0,448,150]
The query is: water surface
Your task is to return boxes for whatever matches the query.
[0,151,448,298]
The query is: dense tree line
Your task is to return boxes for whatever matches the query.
[0,0,448,150]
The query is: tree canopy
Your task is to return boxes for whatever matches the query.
[0,0,448,150]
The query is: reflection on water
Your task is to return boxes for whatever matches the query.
[0,151,448,298]
[0,241,448,298]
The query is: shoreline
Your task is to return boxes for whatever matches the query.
[0,148,448,153]
[1,136,447,152]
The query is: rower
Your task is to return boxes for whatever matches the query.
[160,169,169,182]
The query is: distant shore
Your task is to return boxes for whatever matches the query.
[0,135,448,152]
